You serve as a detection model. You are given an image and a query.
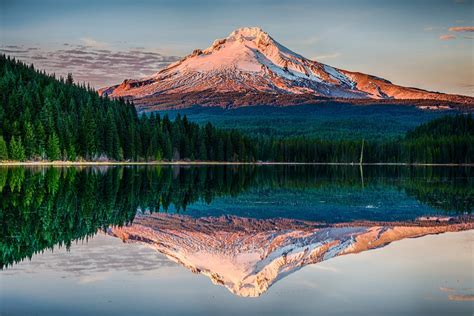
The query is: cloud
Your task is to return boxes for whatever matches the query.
[440,286,474,301]
[439,34,456,40]
[448,26,474,32]
[80,37,108,48]
[448,294,474,301]
[312,52,341,60]
[0,46,41,54]
[439,287,456,292]
[0,44,181,88]
[6,233,177,277]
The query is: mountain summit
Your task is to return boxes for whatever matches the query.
[99,27,472,108]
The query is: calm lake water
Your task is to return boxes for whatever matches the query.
[0,165,473,315]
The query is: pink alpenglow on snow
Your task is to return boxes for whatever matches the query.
[109,213,474,297]
[99,27,473,109]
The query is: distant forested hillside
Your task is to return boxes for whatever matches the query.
[0,55,472,164]
[156,104,454,140]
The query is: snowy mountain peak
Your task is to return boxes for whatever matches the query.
[99,27,473,108]
[226,26,272,43]
[201,26,276,55]
[229,26,266,38]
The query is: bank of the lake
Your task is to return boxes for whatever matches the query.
[1,161,474,167]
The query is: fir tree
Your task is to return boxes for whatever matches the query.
[0,135,8,160]
[9,136,26,161]
[47,132,61,161]
[23,121,36,158]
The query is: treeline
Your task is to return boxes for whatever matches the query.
[0,54,472,164]
[253,114,473,164]
[0,55,255,162]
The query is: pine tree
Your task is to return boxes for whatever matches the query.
[47,132,61,161]
[67,143,77,161]
[0,135,8,160]
[163,133,172,161]
[104,111,115,159]
[66,73,74,85]
[198,138,207,161]
[9,136,26,161]
[23,121,36,158]
[34,121,46,159]
[79,105,97,159]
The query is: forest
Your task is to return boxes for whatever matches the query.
[0,54,473,164]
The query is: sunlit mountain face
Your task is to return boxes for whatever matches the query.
[110,213,473,297]
[99,27,473,109]
[1,165,473,296]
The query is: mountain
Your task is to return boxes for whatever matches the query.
[109,213,473,297]
[99,27,473,109]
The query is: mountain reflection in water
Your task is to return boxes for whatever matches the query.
[1,165,472,277]
[110,213,473,297]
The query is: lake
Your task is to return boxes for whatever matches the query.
[0,165,473,315]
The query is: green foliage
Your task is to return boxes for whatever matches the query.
[8,136,25,161]
[0,136,8,161]
[406,114,474,139]
[47,132,61,161]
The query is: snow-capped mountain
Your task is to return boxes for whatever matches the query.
[109,213,473,297]
[99,27,472,108]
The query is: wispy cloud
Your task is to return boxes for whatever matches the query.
[439,287,456,292]
[439,34,456,40]
[80,37,108,48]
[448,26,474,32]
[312,52,341,60]
[0,44,180,88]
[439,285,474,302]
[5,233,177,277]
[448,294,474,301]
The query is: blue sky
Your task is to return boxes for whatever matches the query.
[1,0,473,95]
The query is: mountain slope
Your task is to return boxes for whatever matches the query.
[99,27,473,108]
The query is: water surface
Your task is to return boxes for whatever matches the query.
[0,165,472,315]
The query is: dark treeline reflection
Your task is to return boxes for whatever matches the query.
[1,165,473,268]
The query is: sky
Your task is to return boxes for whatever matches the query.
[1,0,473,95]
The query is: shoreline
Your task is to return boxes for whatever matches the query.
[0,161,472,167]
